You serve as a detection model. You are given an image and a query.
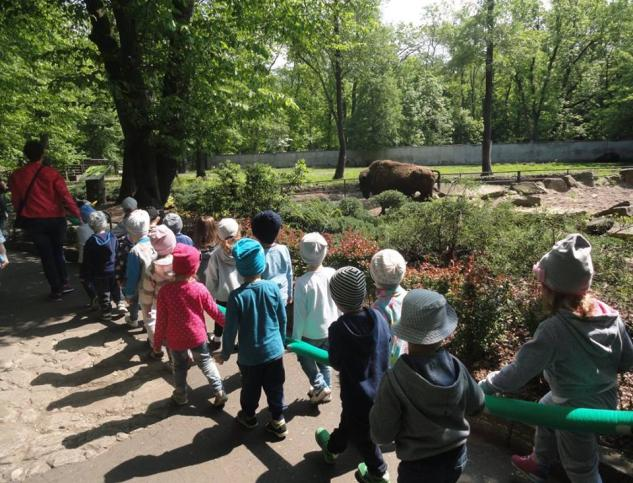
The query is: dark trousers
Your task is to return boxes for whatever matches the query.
[24,218,68,294]
[328,409,387,477]
[398,444,467,483]
[238,357,285,421]
[94,275,119,315]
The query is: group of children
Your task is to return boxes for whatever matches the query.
[76,197,633,483]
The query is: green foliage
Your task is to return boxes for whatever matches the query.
[338,197,365,218]
[281,159,309,189]
[242,164,286,216]
[371,190,407,214]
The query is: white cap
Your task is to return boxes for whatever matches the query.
[217,218,239,241]
[300,232,328,266]
[126,210,150,238]
[370,249,407,288]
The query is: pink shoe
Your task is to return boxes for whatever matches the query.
[511,453,547,482]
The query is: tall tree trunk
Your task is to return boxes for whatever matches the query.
[195,149,206,178]
[481,0,494,175]
[333,48,347,180]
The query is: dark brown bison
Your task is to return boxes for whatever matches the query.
[358,160,437,200]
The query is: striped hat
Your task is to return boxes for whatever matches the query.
[329,266,367,312]
[394,289,458,345]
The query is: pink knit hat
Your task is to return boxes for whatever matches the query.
[149,225,177,257]
[172,244,201,276]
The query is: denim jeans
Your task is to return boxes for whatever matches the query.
[328,409,388,477]
[126,293,139,321]
[24,217,68,294]
[172,342,223,396]
[239,357,285,421]
[297,337,331,391]
[398,444,467,483]
[94,274,119,316]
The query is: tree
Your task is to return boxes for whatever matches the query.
[287,0,380,179]
[482,0,494,174]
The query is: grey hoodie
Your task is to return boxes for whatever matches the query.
[370,352,484,461]
[204,245,243,302]
[483,302,633,403]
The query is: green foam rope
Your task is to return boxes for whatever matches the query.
[217,304,226,315]
[286,339,330,365]
[285,339,633,435]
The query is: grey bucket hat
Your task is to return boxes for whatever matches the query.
[393,289,458,345]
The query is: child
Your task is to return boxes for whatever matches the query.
[123,210,157,330]
[116,224,139,326]
[154,244,228,407]
[77,203,96,307]
[0,228,8,270]
[315,266,391,483]
[292,233,339,404]
[81,211,119,322]
[251,211,293,306]
[370,249,409,366]
[193,215,217,285]
[370,289,485,483]
[479,234,633,483]
[215,238,288,439]
[143,224,177,349]
[112,196,137,237]
[163,212,193,246]
[205,218,242,350]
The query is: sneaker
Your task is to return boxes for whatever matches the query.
[265,419,288,439]
[61,284,75,295]
[355,463,390,483]
[236,410,258,429]
[117,301,127,311]
[315,428,338,464]
[211,390,228,408]
[511,453,547,482]
[171,389,188,406]
[310,387,332,404]
[49,292,63,302]
[307,386,315,398]
[209,339,221,352]
[125,315,139,328]
[149,350,164,361]
[101,312,112,323]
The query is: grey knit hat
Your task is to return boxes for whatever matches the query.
[121,196,138,212]
[393,289,458,345]
[217,218,239,241]
[300,232,328,266]
[370,249,406,288]
[163,212,184,234]
[88,211,109,232]
[329,266,367,312]
[534,233,594,295]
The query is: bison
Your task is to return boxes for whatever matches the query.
[358,160,437,200]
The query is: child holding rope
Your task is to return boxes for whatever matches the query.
[479,234,633,483]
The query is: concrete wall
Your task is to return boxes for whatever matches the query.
[210,140,633,168]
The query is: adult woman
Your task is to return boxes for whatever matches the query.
[9,140,81,300]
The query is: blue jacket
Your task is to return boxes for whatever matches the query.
[222,279,287,366]
[81,231,117,279]
[329,307,390,421]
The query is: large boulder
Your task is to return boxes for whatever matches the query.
[513,195,541,207]
[358,160,436,200]
[574,171,594,187]
[563,175,580,188]
[543,177,569,192]
[586,218,615,235]
[593,201,632,218]
[620,169,633,185]
[511,182,546,196]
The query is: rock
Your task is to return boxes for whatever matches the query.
[574,171,594,187]
[480,186,507,200]
[10,467,25,481]
[25,461,51,478]
[46,448,86,468]
[115,432,129,441]
[593,201,632,218]
[511,182,546,196]
[586,218,615,235]
[563,175,580,188]
[513,196,541,207]
[543,177,569,192]
[620,168,633,185]
[608,226,633,241]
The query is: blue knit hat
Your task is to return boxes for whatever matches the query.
[233,238,266,276]
[80,203,96,223]
[252,210,282,244]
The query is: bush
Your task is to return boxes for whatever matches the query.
[282,159,309,189]
[338,197,365,218]
[241,164,286,216]
[372,190,407,214]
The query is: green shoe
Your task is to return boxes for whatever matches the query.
[354,463,390,483]
[314,427,338,464]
